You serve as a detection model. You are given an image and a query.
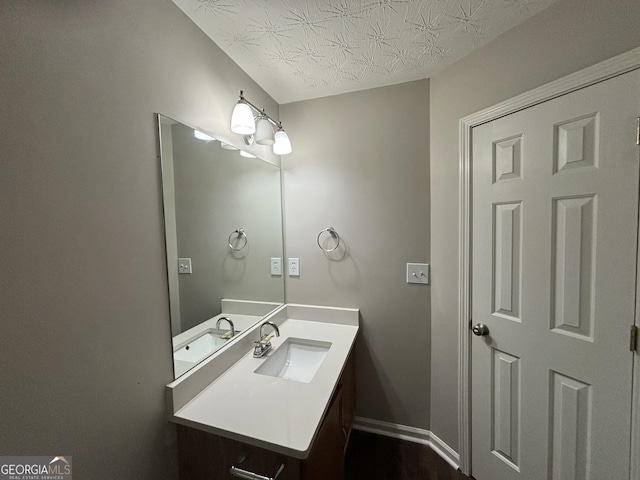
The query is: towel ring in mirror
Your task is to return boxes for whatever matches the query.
[228,228,248,251]
[317,227,340,253]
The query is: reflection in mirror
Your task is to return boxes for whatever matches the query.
[157,114,285,378]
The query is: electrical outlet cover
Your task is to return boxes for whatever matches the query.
[270,257,282,276]
[288,258,300,277]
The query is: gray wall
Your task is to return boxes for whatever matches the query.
[0,1,277,479]
[429,0,640,450]
[280,80,431,429]
[170,123,284,332]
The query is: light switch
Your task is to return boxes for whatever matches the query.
[288,258,300,277]
[407,263,429,284]
[178,258,192,274]
[271,257,282,276]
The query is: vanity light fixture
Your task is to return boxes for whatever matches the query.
[230,90,292,155]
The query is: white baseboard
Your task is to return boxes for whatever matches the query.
[353,416,460,470]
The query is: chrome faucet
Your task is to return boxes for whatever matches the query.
[253,321,280,358]
[216,316,235,339]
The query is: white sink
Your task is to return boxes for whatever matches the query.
[174,330,228,363]
[254,338,332,383]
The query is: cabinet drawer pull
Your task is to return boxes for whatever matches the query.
[230,463,284,480]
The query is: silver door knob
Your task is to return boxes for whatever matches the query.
[472,323,489,336]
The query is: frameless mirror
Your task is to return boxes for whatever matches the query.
[157,114,285,379]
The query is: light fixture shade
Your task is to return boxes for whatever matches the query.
[255,117,275,145]
[220,142,239,150]
[194,130,215,141]
[231,101,255,135]
[273,128,292,155]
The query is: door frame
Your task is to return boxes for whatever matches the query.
[457,46,640,476]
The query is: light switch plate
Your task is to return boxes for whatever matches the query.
[270,257,282,276]
[407,263,429,284]
[178,258,192,274]
[288,258,300,277]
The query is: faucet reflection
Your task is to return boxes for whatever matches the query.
[216,316,235,339]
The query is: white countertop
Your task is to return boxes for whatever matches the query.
[168,305,359,459]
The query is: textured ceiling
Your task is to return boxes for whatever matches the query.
[172,0,557,104]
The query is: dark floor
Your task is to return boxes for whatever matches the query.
[345,430,471,480]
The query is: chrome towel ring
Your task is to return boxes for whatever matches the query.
[228,228,248,251]
[317,227,340,253]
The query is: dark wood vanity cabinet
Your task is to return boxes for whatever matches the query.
[177,347,356,480]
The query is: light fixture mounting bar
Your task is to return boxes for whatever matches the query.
[239,91,281,128]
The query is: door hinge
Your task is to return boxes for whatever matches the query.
[631,325,638,352]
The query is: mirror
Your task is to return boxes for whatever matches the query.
[157,114,285,379]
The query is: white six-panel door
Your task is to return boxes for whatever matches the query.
[471,69,640,480]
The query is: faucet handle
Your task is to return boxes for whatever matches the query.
[261,333,274,345]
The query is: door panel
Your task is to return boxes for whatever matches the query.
[491,348,521,470]
[551,195,595,340]
[550,371,591,480]
[471,69,640,480]
[493,202,522,320]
